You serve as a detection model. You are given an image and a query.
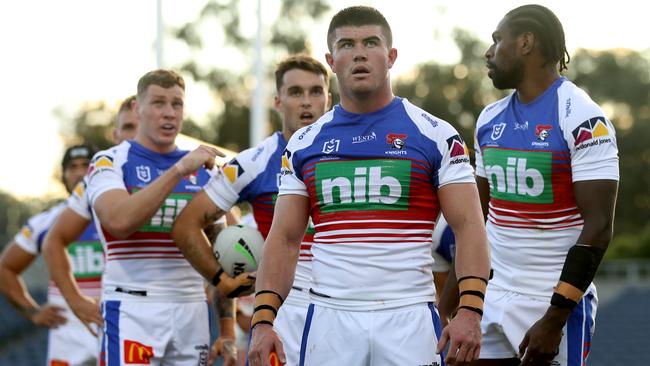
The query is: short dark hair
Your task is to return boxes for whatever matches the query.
[327,6,392,52]
[505,4,570,71]
[118,95,136,115]
[136,69,185,102]
[275,54,330,92]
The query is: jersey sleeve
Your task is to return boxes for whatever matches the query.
[13,204,64,255]
[435,123,475,188]
[86,149,127,206]
[203,153,260,212]
[278,147,308,197]
[67,180,93,220]
[560,91,619,182]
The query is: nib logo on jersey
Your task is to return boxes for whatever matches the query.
[483,149,553,204]
[315,159,411,213]
[446,135,470,165]
[572,116,612,151]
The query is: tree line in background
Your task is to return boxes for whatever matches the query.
[2,0,648,258]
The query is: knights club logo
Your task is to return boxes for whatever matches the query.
[386,133,407,149]
[535,124,553,141]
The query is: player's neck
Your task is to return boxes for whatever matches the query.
[340,87,395,114]
[516,68,561,104]
[134,135,177,154]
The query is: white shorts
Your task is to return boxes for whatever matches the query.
[480,286,597,365]
[47,300,98,366]
[274,288,309,366]
[299,302,443,366]
[100,300,211,366]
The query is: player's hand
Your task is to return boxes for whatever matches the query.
[518,307,570,366]
[209,335,237,366]
[175,145,224,176]
[436,308,482,365]
[218,271,256,298]
[29,304,67,328]
[248,324,286,366]
[70,295,103,337]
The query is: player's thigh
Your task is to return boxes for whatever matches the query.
[371,302,442,366]
[47,316,99,366]
[299,304,370,366]
[100,300,172,366]
[164,301,211,366]
[554,291,597,366]
[274,303,308,366]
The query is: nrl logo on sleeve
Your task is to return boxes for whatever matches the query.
[491,123,506,140]
[446,135,470,165]
[572,116,612,150]
[222,159,245,183]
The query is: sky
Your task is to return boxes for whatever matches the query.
[0,0,647,199]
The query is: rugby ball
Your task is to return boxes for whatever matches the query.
[213,224,264,277]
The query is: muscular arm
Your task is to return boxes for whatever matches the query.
[0,243,39,315]
[436,182,490,364]
[439,183,490,282]
[42,208,89,306]
[95,145,220,239]
[172,190,227,281]
[255,194,309,301]
[94,166,184,239]
[0,242,67,327]
[574,180,618,249]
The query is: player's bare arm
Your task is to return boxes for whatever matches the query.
[0,243,66,327]
[95,145,221,239]
[436,182,491,365]
[208,286,237,366]
[248,194,309,366]
[519,179,618,365]
[171,190,253,296]
[42,208,103,333]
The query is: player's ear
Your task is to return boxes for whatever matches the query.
[387,48,398,69]
[325,53,336,73]
[520,31,535,56]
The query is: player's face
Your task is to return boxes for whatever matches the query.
[485,18,524,90]
[275,68,330,138]
[62,158,90,193]
[326,25,396,98]
[113,108,139,144]
[136,84,184,153]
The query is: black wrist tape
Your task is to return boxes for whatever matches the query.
[551,293,578,309]
[211,268,225,287]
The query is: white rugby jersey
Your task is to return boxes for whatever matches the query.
[475,78,619,297]
[203,132,313,303]
[14,197,103,300]
[86,140,211,301]
[280,97,475,310]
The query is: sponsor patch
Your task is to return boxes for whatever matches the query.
[124,340,153,364]
[222,159,244,183]
[572,117,610,146]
